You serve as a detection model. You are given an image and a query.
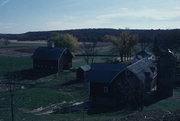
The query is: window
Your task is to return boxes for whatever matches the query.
[104,86,109,93]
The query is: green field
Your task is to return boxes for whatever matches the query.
[0,50,180,121]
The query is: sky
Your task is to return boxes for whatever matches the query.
[0,0,180,34]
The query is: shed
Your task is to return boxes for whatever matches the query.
[76,65,91,81]
[32,47,73,72]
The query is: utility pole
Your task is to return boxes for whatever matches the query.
[10,82,14,121]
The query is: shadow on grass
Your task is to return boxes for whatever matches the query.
[55,91,174,115]
[144,91,173,106]
[54,101,133,115]
[60,79,82,86]
[4,69,56,81]
[87,107,125,115]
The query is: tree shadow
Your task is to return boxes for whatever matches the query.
[54,101,133,115]
[87,107,122,115]
[4,69,56,81]
[60,79,82,86]
[144,91,173,106]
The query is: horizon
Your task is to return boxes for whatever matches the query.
[1,27,180,35]
[0,0,180,34]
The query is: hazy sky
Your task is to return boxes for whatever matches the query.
[0,0,180,33]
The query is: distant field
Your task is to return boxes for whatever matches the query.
[0,40,46,57]
[0,40,47,47]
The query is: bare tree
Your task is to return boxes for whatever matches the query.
[105,31,138,62]
[80,41,97,64]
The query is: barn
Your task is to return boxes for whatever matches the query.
[87,58,157,108]
[76,65,91,81]
[32,47,73,72]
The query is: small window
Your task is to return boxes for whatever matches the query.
[104,86,109,93]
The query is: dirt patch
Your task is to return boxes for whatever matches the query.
[19,101,67,115]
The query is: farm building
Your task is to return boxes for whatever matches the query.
[135,51,152,60]
[76,65,91,81]
[32,46,73,72]
[87,58,157,107]
[157,50,176,97]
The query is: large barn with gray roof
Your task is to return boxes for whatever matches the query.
[32,47,73,72]
[87,58,157,107]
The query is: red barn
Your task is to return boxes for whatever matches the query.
[33,47,73,72]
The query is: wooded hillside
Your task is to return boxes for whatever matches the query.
[1,29,180,49]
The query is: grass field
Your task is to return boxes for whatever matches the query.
[0,88,179,121]
[0,45,180,121]
[0,56,32,77]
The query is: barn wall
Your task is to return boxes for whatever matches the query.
[33,59,58,72]
[59,54,72,70]
[93,97,117,107]
[76,69,84,81]
[90,82,112,97]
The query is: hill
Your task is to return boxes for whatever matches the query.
[0,28,180,52]
[0,29,179,42]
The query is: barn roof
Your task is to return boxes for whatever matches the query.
[127,58,155,83]
[87,63,127,83]
[136,51,152,59]
[129,58,139,64]
[33,47,72,60]
[79,65,91,71]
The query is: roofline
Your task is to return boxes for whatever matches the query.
[58,48,67,71]
[89,63,127,84]
[109,68,126,83]
[108,68,126,84]
[127,58,147,69]
[90,68,126,84]
[126,58,154,83]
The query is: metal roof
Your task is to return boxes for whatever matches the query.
[127,58,155,83]
[79,65,91,71]
[136,51,152,59]
[87,63,127,83]
[33,47,72,60]
[129,58,139,64]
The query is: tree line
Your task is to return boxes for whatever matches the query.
[48,29,180,63]
[1,29,180,45]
